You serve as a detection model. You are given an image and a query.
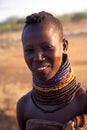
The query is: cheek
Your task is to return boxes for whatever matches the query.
[54,56,62,67]
[53,46,63,61]
[24,53,32,70]
[49,56,62,78]
[48,48,62,66]
[56,46,63,57]
[52,51,63,71]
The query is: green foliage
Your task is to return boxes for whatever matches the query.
[58,14,73,23]
[0,12,87,33]
[58,12,87,23]
[0,17,25,33]
[71,12,87,22]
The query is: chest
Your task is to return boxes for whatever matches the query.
[24,95,86,123]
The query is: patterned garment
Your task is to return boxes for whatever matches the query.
[26,119,87,130]
[26,119,65,130]
[73,114,87,130]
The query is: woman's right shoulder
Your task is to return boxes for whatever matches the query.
[17,90,32,109]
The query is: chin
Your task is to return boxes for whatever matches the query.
[36,75,48,81]
[36,73,54,81]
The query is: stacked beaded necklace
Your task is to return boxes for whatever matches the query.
[31,54,80,112]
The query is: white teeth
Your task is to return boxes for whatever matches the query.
[37,67,46,70]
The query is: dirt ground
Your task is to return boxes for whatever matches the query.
[0,21,87,130]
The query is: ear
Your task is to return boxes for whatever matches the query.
[63,38,68,52]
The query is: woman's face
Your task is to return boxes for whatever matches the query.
[22,23,63,81]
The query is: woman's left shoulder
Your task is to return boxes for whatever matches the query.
[76,86,87,96]
[75,86,87,104]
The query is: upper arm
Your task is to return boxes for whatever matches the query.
[16,97,26,130]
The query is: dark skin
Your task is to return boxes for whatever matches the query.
[22,23,63,81]
[17,23,87,130]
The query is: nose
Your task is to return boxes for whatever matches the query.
[34,50,45,61]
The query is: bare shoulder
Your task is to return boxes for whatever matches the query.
[76,86,87,98]
[17,90,32,119]
[17,91,32,109]
[16,91,32,130]
[76,86,87,107]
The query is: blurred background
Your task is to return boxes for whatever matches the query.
[0,0,87,130]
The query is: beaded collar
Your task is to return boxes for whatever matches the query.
[33,54,70,88]
[31,54,80,112]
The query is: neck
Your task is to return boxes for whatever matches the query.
[33,54,71,88]
[31,54,80,111]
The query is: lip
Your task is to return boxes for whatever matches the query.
[37,66,47,71]
[33,64,51,71]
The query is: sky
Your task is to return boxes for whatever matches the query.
[0,0,87,22]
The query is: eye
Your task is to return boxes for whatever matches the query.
[25,48,34,53]
[43,45,53,51]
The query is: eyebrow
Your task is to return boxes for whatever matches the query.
[40,40,52,45]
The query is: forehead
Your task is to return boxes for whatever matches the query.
[23,23,60,41]
[22,23,63,50]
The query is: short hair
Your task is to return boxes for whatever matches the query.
[23,11,63,40]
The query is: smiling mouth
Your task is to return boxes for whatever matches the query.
[37,66,47,71]
[34,64,51,71]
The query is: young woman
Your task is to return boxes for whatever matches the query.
[17,11,87,130]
